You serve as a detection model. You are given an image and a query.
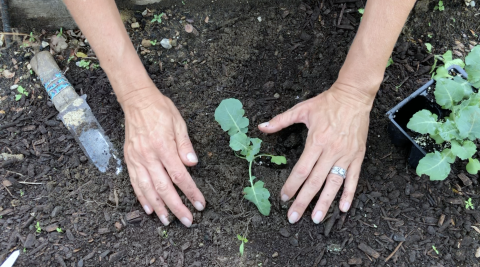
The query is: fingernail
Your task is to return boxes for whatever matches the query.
[180,217,192,227]
[159,215,170,226]
[259,122,269,127]
[143,205,152,214]
[342,202,350,211]
[187,153,198,163]
[194,201,205,211]
[288,212,299,224]
[313,211,323,224]
[281,194,289,202]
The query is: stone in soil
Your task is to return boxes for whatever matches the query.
[279,227,291,237]
[109,251,125,263]
[24,233,36,248]
[45,223,59,232]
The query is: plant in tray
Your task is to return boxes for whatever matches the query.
[215,99,286,216]
[407,45,480,180]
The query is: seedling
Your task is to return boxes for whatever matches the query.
[56,227,63,233]
[430,50,465,77]
[29,69,33,75]
[15,86,28,101]
[29,32,35,43]
[151,13,165,24]
[428,34,433,38]
[465,198,474,210]
[358,8,364,20]
[161,230,168,238]
[77,59,91,69]
[67,55,75,63]
[35,222,41,233]
[434,0,444,11]
[237,234,248,256]
[23,248,26,253]
[20,190,24,197]
[215,99,286,216]
[386,57,394,68]
[57,27,64,38]
[150,40,157,46]
[92,63,100,69]
[432,245,439,254]
[425,43,433,53]
[407,46,480,180]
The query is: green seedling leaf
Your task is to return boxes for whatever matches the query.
[452,76,474,98]
[386,57,394,68]
[425,43,432,53]
[407,110,438,135]
[239,242,245,256]
[435,78,466,109]
[245,138,262,162]
[270,156,287,165]
[433,66,452,80]
[243,181,271,216]
[466,46,480,86]
[465,198,475,210]
[451,140,476,160]
[467,158,480,174]
[430,133,444,144]
[230,132,250,153]
[456,106,480,140]
[416,150,454,181]
[442,50,465,69]
[15,94,22,101]
[215,98,249,136]
[358,8,364,14]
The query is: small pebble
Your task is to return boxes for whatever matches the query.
[10,85,18,90]
[131,22,140,29]
[41,41,49,48]
[160,39,172,49]
[257,16,262,22]
[272,252,278,258]
[274,93,280,98]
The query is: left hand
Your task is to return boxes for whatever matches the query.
[258,82,373,224]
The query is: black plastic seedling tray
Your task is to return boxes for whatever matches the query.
[386,65,468,167]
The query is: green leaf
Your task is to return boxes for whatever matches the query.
[430,133,444,144]
[386,57,394,68]
[407,110,438,135]
[465,45,480,85]
[15,94,22,101]
[425,43,432,53]
[239,242,244,256]
[237,234,243,241]
[243,180,271,216]
[451,140,476,160]
[433,66,452,80]
[215,98,249,136]
[452,76,473,98]
[17,86,25,94]
[434,78,466,109]
[270,156,287,165]
[442,50,465,68]
[416,150,453,181]
[245,138,262,162]
[467,158,480,174]
[456,106,480,140]
[230,132,250,152]
[438,119,460,141]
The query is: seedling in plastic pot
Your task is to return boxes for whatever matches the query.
[237,234,248,256]
[215,99,286,216]
[465,198,474,210]
[15,86,28,101]
[407,45,480,180]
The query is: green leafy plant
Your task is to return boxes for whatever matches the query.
[151,13,165,23]
[237,234,248,256]
[15,86,28,101]
[465,198,474,210]
[432,245,439,254]
[215,99,287,216]
[35,222,41,233]
[407,46,480,180]
[150,40,157,46]
[430,50,465,78]
[434,0,444,11]
[29,32,35,43]
[56,227,63,233]
[386,57,394,68]
[78,59,91,69]
[425,43,433,53]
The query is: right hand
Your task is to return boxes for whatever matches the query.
[120,86,205,227]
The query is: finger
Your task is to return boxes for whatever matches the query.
[280,133,322,202]
[173,116,198,167]
[339,156,363,212]
[286,155,336,224]
[311,160,350,224]
[258,104,305,134]
[132,161,172,226]
[141,157,195,227]
[125,156,153,215]
[158,140,206,212]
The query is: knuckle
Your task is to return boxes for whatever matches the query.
[137,179,151,192]
[177,137,192,150]
[328,140,345,155]
[170,171,188,185]
[311,133,327,147]
[151,138,165,150]
[307,175,325,189]
[327,175,344,187]
[294,164,310,178]
[153,179,169,193]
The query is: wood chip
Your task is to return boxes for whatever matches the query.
[458,173,472,186]
[358,242,380,259]
[438,214,446,227]
[476,247,480,258]
[98,228,110,234]
[0,209,14,216]
[126,210,141,222]
[2,180,12,187]
[114,222,122,230]
[472,226,480,235]
[446,198,463,205]
[45,223,59,232]
[348,258,362,265]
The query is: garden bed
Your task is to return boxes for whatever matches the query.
[1,0,480,266]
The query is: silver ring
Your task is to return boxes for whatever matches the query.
[330,166,347,179]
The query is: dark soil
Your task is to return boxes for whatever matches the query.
[1,1,480,266]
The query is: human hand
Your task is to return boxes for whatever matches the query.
[258,82,373,224]
[121,87,205,227]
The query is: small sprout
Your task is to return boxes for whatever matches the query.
[432,245,439,254]
[20,190,24,197]
[434,0,444,11]
[465,198,474,210]
[23,248,27,253]
[358,8,364,14]
[29,32,35,43]
[92,63,100,69]
[386,57,394,68]
[0,215,3,219]
[77,59,91,69]
[425,43,433,53]
[15,86,29,101]
[150,40,157,46]
[56,227,63,233]
[29,69,33,75]
[161,230,168,238]
[57,27,63,38]
[151,13,165,24]
[428,34,433,38]
[237,234,248,256]
[35,222,41,233]
[67,55,75,63]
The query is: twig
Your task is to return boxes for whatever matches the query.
[380,152,392,160]
[3,184,14,198]
[338,4,346,26]
[18,181,44,185]
[385,242,403,262]
[0,32,29,36]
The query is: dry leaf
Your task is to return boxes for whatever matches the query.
[75,52,87,58]
[2,70,15,79]
[2,180,12,187]
[0,110,5,114]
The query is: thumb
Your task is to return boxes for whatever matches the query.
[258,107,302,134]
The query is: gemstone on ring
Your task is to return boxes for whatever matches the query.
[330,166,347,179]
